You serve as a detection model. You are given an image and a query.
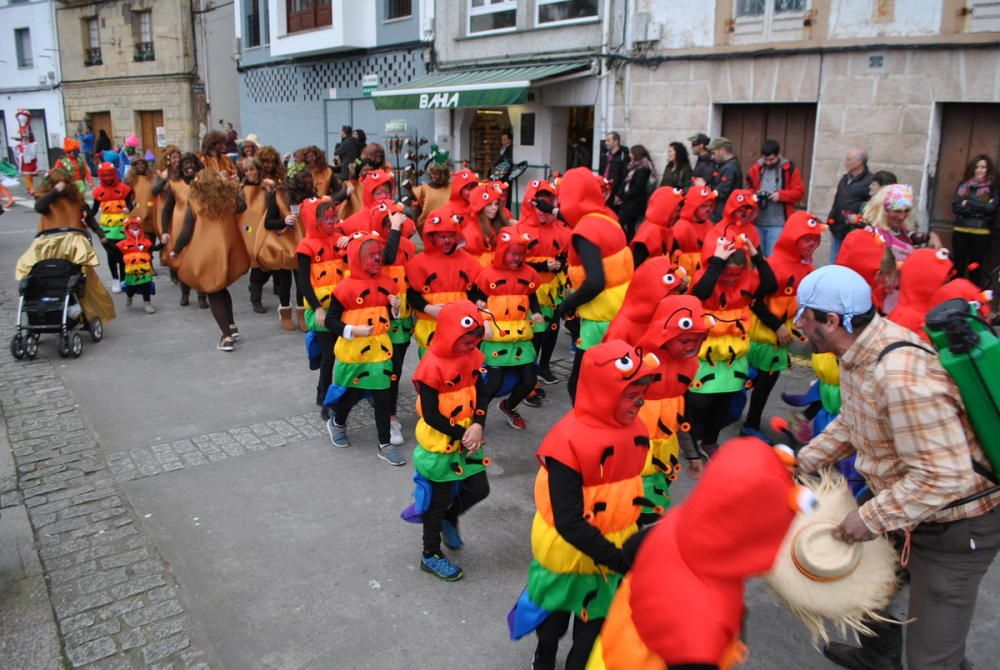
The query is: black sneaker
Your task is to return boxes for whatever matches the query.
[521,390,542,408]
[538,368,560,385]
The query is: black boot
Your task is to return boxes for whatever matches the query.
[249,281,266,314]
[823,620,903,670]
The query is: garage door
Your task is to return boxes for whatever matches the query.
[721,103,817,205]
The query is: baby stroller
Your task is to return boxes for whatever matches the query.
[12,227,109,360]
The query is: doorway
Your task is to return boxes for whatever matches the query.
[565,106,594,170]
[721,103,817,200]
[468,108,511,178]
[89,111,113,151]
[138,110,165,158]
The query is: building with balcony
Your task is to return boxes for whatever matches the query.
[234,0,434,158]
[372,0,607,182]
[54,0,230,155]
[1,0,66,170]
[612,0,1000,265]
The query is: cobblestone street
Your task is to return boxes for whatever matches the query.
[2,199,998,669]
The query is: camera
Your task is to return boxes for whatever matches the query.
[756,191,771,210]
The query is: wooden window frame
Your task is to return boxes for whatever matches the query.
[286,0,332,34]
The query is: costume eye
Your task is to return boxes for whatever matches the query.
[500,232,511,242]
[971,300,982,310]
[807,218,819,228]
[678,317,693,330]
[662,273,676,285]
[371,172,380,179]
[430,216,441,225]
[522,233,532,241]
[481,192,490,201]
[614,355,635,373]
[352,232,364,239]
[460,316,475,328]
[531,180,539,188]
[736,194,745,202]
[936,248,950,261]
[790,487,819,514]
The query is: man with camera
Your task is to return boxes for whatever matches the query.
[745,139,805,256]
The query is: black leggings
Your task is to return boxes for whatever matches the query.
[567,348,585,404]
[685,390,738,448]
[124,283,152,300]
[335,387,391,445]
[102,240,125,281]
[951,229,991,286]
[481,363,536,410]
[422,471,490,555]
[745,370,780,431]
[206,289,234,337]
[389,340,410,416]
[316,331,336,406]
[273,269,303,308]
[533,319,561,371]
[533,611,604,670]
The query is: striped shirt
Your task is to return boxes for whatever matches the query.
[797,314,998,533]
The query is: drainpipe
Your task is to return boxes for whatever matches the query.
[595,0,613,168]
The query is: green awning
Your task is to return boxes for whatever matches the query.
[371,62,589,110]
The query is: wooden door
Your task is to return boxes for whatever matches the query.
[468,108,511,179]
[721,103,817,204]
[89,111,113,148]
[138,110,164,157]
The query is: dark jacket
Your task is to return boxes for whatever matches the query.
[710,156,743,222]
[599,147,629,207]
[827,168,873,239]
[334,136,361,179]
[660,161,693,190]
[952,182,999,231]
[692,153,714,185]
[619,164,652,226]
[745,158,806,221]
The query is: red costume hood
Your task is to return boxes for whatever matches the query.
[888,247,955,337]
[423,207,465,240]
[605,257,687,345]
[836,228,887,288]
[427,300,485,359]
[638,294,712,350]
[930,278,992,319]
[449,169,479,206]
[361,170,394,208]
[574,340,659,429]
[491,223,538,270]
[344,230,384,276]
[295,196,338,259]
[97,161,119,185]
[520,178,558,226]
[768,211,825,293]
[679,185,717,221]
[558,167,617,227]
[643,187,684,229]
[721,189,759,222]
[468,181,506,218]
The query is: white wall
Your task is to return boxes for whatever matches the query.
[829,0,943,38]
[638,0,715,48]
[196,0,241,136]
[0,0,61,91]
[267,0,376,57]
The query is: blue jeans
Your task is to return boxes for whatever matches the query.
[758,225,782,257]
[829,235,843,263]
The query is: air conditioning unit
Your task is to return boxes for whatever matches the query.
[630,12,662,44]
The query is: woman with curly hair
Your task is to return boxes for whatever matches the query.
[200,130,236,177]
[169,169,250,351]
[952,154,998,284]
[301,145,337,197]
[258,145,287,184]
[161,153,208,307]
[34,169,105,237]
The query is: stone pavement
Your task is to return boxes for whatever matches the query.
[1,195,998,669]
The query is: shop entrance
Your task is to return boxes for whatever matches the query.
[565,106,594,170]
[468,108,511,178]
[138,110,164,159]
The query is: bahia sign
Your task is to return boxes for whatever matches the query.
[419,92,461,109]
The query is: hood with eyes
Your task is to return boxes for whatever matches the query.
[897,247,955,308]
[835,227,887,289]
[721,189,759,222]
[574,339,660,428]
[344,230,384,276]
[98,162,120,185]
[449,169,480,205]
[930,278,992,319]
[520,178,559,224]
[558,167,617,227]
[614,257,687,326]
[428,301,486,358]
[491,223,538,270]
[361,170,394,207]
[638,294,712,353]
[679,185,717,221]
[643,187,685,228]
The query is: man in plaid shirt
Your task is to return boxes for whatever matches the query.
[794,265,1000,670]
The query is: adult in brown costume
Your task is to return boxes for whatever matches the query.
[170,169,250,351]
[302,146,337,197]
[33,170,104,237]
[199,131,236,178]
[257,171,314,331]
[160,154,208,307]
[125,159,157,242]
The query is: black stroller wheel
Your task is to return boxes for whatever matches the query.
[88,317,104,342]
[58,334,72,358]
[10,334,25,360]
[24,335,39,359]
[70,333,83,358]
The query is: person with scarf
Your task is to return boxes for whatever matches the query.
[616,145,656,241]
[323,231,405,466]
[743,212,825,439]
[507,340,657,670]
[116,216,156,313]
[464,181,512,267]
[160,153,209,308]
[671,185,716,279]
[557,167,635,402]
[631,186,684,267]
[951,154,998,286]
[90,161,134,294]
[409,301,491,581]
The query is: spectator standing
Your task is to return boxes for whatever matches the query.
[794,264,1000,670]
[223,122,239,155]
[15,132,39,196]
[659,141,692,190]
[745,139,806,256]
[334,125,361,180]
[827,147,873,261]
[617,144,655,241]
[688,133,714,186]
[95,129,112,154]
[706,137,742,222]
[353,128,367,154]
[599,131,628,211]
[79,126,96,176]
[951,154,998,285]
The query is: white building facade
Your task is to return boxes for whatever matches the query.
[1,0,66,170]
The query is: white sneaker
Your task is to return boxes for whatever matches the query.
[389,418,404,446]
[143,303,155,314]
[111,279,122,294]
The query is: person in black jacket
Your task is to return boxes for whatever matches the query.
[688,133,714,186]
[598,131,628,211]
[826,147,873,262]
[616,144,655,241]
[951,154,998,286]
[334,125,361,180]
[706,137,742,223]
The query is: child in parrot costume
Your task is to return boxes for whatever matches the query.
[604,256,687,346]
[671,185,717,279]
[631,187,684,267]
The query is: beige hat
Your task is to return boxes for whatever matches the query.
[765,468,900,644]
[706,137,733,151]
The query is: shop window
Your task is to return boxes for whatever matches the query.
[386,0,412,20]
[133,10,155,61]
[15,28,32,68]
[83,17,101,66]
[468,0,517,35]
[732,0,808,44]
[287,0,332,34]
[537,0,598,26]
